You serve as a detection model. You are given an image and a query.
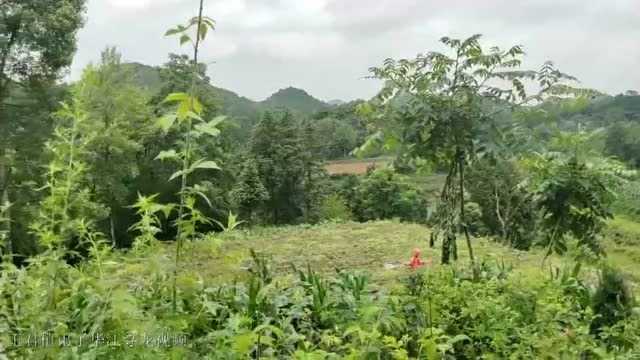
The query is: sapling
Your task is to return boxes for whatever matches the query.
[158,0,225,312]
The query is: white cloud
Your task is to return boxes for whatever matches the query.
[71,0,640,101]
[107,0,152,10]
[246,31,345,61]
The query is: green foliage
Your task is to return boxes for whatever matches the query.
[605,121,640,168]
[153,53,221,119]
[351,169,428,223]
[1,248,638,358]
[308,117,359,160]
[31,102,107,254]
[529,155,615,258]
[319,194,353,222]
[74,47,154,246]
[0,202,9,256]
[129,194,172,251]
[0,0,86,89]
[229,157,269,222]
[612,180,640,220]
[244,110,326,224]
[361,34,587,269]
[1,0,87,258]
[159,1,223,312]
[590,265,636,347]
[467,158,538,249]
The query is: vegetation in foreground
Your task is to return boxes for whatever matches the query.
[1,220,639,358]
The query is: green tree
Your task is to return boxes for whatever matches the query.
[74,47,153,246]
[310,117,358,159]
[466,157,537,249]
[526,154,620,259]
[230,157,269,223]
[361,34,580,272]
[605,122,640,167]
[0,0,86,256]
[248,111,324,224]
[153,53,220,119]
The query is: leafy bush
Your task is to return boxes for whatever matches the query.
[612,180,640,221]
[351,169,429,223]
[318,194,352,222]
[530,156,615,257]
[467,158,537,249]
[590,265,635,344]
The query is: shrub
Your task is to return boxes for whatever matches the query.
[467,158,537,249]
[590,266,635,341]
[319,194,352,222]
[351,169,428,222]
[612,180,640,221]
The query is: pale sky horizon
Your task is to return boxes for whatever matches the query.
[70,0,640,102]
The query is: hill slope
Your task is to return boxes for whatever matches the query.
[122,63,330,119]
[260,86,329,114]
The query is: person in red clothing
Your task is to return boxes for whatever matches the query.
[408,248,424,270]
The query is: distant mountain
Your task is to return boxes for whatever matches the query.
[260,86,329,114]
[122,63,330,121]
[121,62,162,92]
[328,99,346,106]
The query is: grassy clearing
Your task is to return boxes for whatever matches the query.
[126,221,556,286]
[116,218,639,294]
[324,157,391,175]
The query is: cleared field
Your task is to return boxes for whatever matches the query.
[324,157,391,175]
[116,219,640,294]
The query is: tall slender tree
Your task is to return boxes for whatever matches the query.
[361,35,582,275]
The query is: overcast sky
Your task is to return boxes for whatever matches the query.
[70,0,639,102]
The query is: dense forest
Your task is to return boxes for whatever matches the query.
[1,0,640,358]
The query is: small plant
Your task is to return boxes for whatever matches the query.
[319,194,352,222]
[335,270,368,302]
[129,194,173,251]
[214,212,245,232]
[247,249,273,285]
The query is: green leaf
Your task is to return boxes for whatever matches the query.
[165,25,186,36]
[156,114,177,133]
[191,160,221,171]
[186,111,204,122]
[192,97,204,115]
[163,92,190,103]
[210,115,226,126]
[199,25,208,41]
[180,34,191,45]
[155,149,179,161]
[195,122,221,137]
[169,170,185,182]
[233,332,256,354]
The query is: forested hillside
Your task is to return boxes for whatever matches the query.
[1,0,640,358]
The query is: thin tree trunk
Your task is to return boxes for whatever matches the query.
[0,148,11,256]
[458,154,477,278]
[110,213,117,247]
